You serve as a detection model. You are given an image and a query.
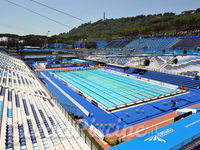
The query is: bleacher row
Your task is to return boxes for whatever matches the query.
[103,37,200,50]
[172,38,200,50]
[142,71,200,89]
[0,54,28,73]
[0,53,89,150]
[87,55,200,78]
[104,39,132,49]
[125,37,179,50]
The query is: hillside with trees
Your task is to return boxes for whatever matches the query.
[59,8,200,41]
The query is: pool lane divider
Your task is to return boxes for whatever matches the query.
[49,68,186,112]
[81,71,153,98]
[57,72,117,107]
[41,72,90,116]
[69,71,142,102]
[52,71,114,111]
[102,68,178,90]
[93,69,173,94]
[64,71,136,105]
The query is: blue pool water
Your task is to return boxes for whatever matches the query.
[53,69,178,109]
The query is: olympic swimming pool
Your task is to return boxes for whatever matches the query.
[52,69,182,110]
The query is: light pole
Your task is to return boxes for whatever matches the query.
[44,30,50,49]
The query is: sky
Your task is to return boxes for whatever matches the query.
[0,0,200,36]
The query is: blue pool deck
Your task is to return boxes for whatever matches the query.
[110,112,200,150]
[52,68,183,111]
[41,69,200,136]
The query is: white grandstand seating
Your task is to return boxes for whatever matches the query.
[162,56,200,75]
[0,53,90,150]
[86,55,200,77]
[125,57,145,67]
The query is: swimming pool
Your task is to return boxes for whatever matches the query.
[53,69,180,110]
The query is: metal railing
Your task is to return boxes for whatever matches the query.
[51,98,103,150]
